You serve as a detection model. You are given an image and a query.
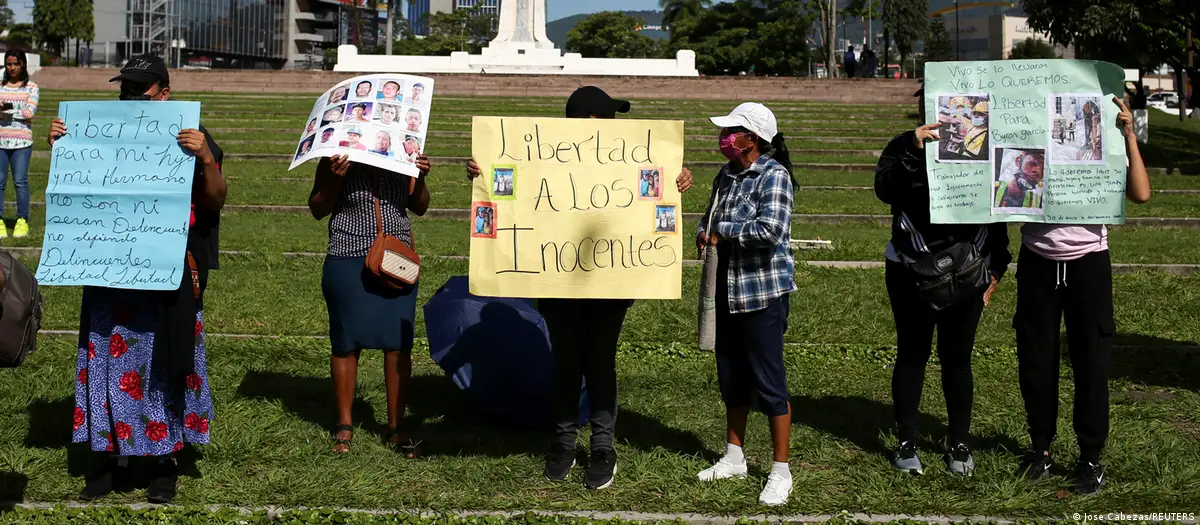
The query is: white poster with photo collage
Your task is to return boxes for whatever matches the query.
[288,73,435,176]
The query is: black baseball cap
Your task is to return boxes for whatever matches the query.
[110,55,170,86]
[565,86,631,119]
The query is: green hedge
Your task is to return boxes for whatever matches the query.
[0,507,1193,525]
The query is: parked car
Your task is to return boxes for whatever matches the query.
[1147,92,1179,108]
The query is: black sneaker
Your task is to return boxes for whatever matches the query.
[584,449,617,490]
[1017,450,1053,479]
[543,445,576,482]
[146,459,179,504]
[1073,460,1105,494]
[943,442,976,476]
[79,457,126,501]
[889,440,923,475]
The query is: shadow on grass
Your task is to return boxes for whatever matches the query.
[0,472,28,507]
[1144,120,1200,174]
[789,394,1022,455]
[23,397,207,479]
[23,398,73,450]
[1110,333,1200,391]
[236,370,386,437]
[618,410,711,459]
[236,370,545,458]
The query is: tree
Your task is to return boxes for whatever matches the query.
[925,15,955,63]
[32,0,94,58]
[1008,37,1059,59]
[669,0,813,76]
[660,0,711,35]
[1020,0,1198,119]
[813,0,838,77]
[1020,0,1197,71]
[567,12,662,58]
[5,23,33,48]
[0,0,14,32]
[884,0,926,78]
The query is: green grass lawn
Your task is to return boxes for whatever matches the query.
[6,211,1200,265]
[1142,110,1200,172]
[11,254,1200,346]
[2,335,1197,515]
[0,90,1197,519]
[9,162,1200,216]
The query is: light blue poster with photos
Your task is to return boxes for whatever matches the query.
[35,101,201,290]
[922,59,1129,224]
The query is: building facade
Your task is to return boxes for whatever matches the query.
[408,0,454,36]
[455,0,501,16]
[943,15,1073,60]
[86,0,389,70]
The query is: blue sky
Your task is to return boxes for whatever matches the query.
[11,2,31,24]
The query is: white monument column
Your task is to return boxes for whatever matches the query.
[336,0,698,75]
[486,0,557,53]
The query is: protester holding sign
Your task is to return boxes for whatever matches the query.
[693,102,796,507]
[465,86,694,491]
[875,84,1012,478]
[309,152,432,458]
[47,55,227,504]
[1014,97,1149,494]
[0,49,38,239]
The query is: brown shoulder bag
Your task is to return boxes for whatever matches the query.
[365,173,421,289]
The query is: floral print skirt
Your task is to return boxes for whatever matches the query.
[72,287,213,456]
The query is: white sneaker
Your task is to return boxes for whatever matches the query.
[697,456,748,481]
[757,471,793,506]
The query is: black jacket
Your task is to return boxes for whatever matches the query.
[875,130,1012,281]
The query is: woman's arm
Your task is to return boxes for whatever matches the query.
[714,165,793,248]
[1114,96,1150,204]
[310,155,350,219]
[875,126,936,205]
[8,84,38,120]
[695,172,722,253]
[178,129,226,212]
[195,156,226,211]
[408,155,432,216]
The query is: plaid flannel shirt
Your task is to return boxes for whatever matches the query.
[697,155,797,314]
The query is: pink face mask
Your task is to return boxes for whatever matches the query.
[719,133,747,161]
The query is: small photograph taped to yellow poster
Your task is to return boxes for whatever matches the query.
[469,116,686,300]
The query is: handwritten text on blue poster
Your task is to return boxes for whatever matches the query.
[36,101,201,290]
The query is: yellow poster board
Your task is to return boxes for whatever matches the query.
[469,116,685,299]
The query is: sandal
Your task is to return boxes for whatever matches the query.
[385,427,423,459]
[332,424,354,454]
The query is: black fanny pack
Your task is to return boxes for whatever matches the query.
[902,242,990,311]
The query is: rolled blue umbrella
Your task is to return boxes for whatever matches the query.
[423,276,587,428]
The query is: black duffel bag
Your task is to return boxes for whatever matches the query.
[1,250,43,367]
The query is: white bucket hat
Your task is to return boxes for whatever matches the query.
[709,102,779,141]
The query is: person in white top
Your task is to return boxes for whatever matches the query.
[1013,96,1150,495]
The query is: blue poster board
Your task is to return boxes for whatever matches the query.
[35,101,202,290]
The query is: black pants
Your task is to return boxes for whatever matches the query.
[715,295,791,417]
[885,260,985,445]
[1014,246,1114,462]
[539,298,631,452]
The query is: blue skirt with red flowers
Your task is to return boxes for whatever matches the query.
[72,287,213,456]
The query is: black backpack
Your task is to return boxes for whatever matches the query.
[0,250,42,367]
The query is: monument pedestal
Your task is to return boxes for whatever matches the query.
[334,0,698,77]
